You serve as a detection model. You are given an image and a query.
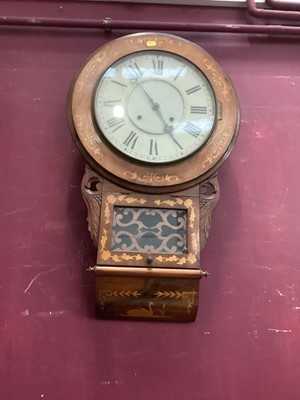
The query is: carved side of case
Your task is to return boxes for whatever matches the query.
[199,175,220,251]
[81,164,103,247]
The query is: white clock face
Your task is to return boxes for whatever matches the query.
[93,50,216,164]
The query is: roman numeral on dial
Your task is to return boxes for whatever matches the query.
[184,122,202,138]
[103,100,121,107]
[190,106,207,114]
[149,139,158,155]
[174,66,185,81]
[106,117,125,132]
[153,60,163,76]
[123,131,139,149]
[111,80,128,88]
[128,63,143,78]
[186,85,202,95]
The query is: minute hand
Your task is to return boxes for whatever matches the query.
[136,82,182,149]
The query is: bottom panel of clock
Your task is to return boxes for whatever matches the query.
[95,275,200,322]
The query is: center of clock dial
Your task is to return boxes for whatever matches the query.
[126,79,185,135]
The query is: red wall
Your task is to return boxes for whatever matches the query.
[1,2,300,399]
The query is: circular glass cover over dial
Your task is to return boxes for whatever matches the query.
[93,50,216,164]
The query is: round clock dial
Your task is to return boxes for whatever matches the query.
[93,50,216,164]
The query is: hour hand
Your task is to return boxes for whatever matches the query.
[135,80,181,148]
[164,126,183,150]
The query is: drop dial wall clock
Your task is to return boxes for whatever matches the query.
[68,32,239,322]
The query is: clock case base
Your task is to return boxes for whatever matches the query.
[82,165,220,322]
[95,273,200,323]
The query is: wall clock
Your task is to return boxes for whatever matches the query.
[68,32,239,322]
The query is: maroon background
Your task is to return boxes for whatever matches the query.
[1,1,300,399]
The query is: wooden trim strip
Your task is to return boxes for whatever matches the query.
[89,266,208,279]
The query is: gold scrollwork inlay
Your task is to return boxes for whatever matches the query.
[202,58,232,102]
[100,228,108,250]
[101,251,143,263]
[191,232,198,252]
[104,202,111,225]
[75,48,108,94]
[155,290,198,314]
[74,114,102,158]
[107,194,147,205]
[123,171,179,185]
[135,35,180,49]
[99,289,141,311]
[202,130,231,168]
[155,253,197,265]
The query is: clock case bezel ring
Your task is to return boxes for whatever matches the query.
[67,32,240,194]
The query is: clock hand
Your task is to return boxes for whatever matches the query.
[139,87,172,132]
[163,125,183,150]
[135,80,181,148]
[135,80,159,112]
[151,106,182,150]
[147,103,182,149]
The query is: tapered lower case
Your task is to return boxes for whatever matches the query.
[91,266,207,322]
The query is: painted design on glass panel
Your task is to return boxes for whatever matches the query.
[105,194,147,224]
[154,197,195,228]
[100,229,143,262]
[111,207,187,254]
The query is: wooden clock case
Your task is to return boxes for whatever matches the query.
[67,33,240,322]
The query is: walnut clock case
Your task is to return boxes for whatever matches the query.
[67,32,239,322]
